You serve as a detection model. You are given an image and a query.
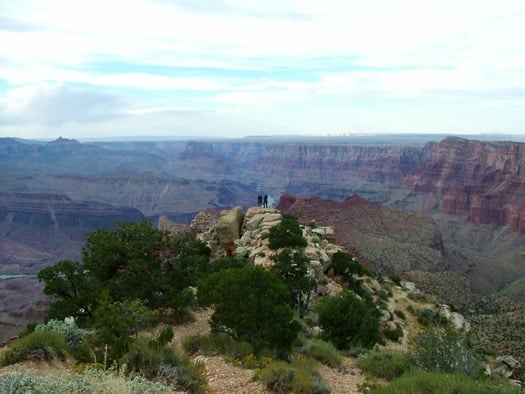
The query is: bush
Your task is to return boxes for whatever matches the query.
[409,327,480,378]
[297,337,343,369]
[331,251,371,277]
[0,331,69,366]
[389,274,402,287]
[198,266,300,357]
[0,369,171,394]
[120,336,206,393]
[357,350,410,380]
[383,323,404,342]
[415,308,437,327]
[317,290,381,350]
[35,319,85,350]
[158,357,207,394]
[209,256,247,272]
[91,297,157,362]
[256,359,329,394]
[268,214,307,250]
[270,248,316,318]
[183,333,254,360]
[371,370,519,394]
[393,309,406,320]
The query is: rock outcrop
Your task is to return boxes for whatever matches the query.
[197,205,472,356]
[190,209,219,234]
[213,206,244,256]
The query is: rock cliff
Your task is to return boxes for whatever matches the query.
[0,192,144,274]
[402,137,525,232]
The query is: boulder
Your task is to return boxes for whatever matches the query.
[214,206,244,255]
[312,226,335,241]
[190,208,219,233]
[494,355,521,378]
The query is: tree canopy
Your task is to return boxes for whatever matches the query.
[38,221,210,323]
[197,265,301,356]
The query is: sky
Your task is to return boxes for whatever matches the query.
[1,0,525,140]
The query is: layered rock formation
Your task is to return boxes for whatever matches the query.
[0,192,144,274]
[402,137,525,232]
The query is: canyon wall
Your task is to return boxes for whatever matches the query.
[402,137,525,232]
[0,192,144,274]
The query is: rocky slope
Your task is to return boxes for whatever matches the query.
[276,193,446,274]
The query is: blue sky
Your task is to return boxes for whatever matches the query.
[1,0,525,139]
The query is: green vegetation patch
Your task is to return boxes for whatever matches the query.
[0,369,171,394]
[357,350,410,381]
[317,290,381,350]
[0,331,69,366]
[256,358,329,394]
[371,370,519,394]
[268,214,307,250]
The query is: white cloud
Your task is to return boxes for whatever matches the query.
[1,0,525,137]
[0,84,127,126]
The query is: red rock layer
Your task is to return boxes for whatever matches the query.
[405,137,525,232]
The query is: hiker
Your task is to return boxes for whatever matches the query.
[263,195,268,208]
[258,195,263,207]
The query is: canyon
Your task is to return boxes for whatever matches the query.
[2,135,525,318]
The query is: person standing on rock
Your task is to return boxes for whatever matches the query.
[258,195,263,207]
[263,195,268,208]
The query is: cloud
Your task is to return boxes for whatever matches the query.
[1,0,525,138]
[166,0,311,20]
[0,84,128,126]
[0,16,39,32]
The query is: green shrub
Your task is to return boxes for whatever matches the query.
[407,291,427,303]
[120,336,206,393]
[415,308,436,327]
[35,319,85,350]
[270,248,316,318]
[198,265,300,357]
[389,274,402,287]
[409,327,480,378]
[357,350,410,380]
[317,290,381,350]
[0,331,69,366]
[156,326,174,346]
[158,359,207,394]
[393,309,406,320]
[383,323,404,342]
[331,251,371,277]
[371,370,519,394]
[92,297,157,362]
[120,337,172,378]
[256,359,329,394]
[377,289,391,301]
[209,256,247,272]
[298,338,343,369]
[182,333,254,360]
[256,360,294,393]
[268,214,307,250]
[0,369,171,394]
